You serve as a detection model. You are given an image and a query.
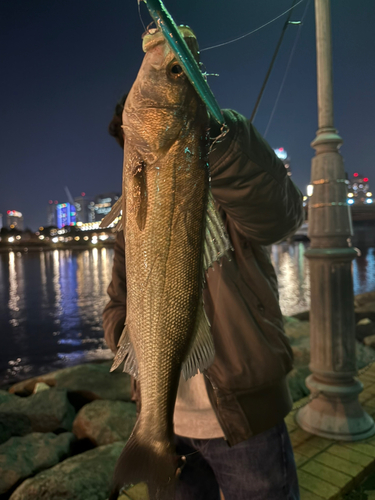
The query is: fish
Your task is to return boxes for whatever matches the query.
[103,26,231,500]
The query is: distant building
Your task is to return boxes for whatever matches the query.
[47,200,58,226]
[74,193,95,223]
[273,147,292,177]
[7,210,24,230]
[347,173,372,205]
[94,192,120,222]
[56,203,77,229]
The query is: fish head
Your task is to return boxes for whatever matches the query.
[122,26,207,152]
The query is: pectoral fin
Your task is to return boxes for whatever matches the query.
[99,196,123,231]
[110,325,139,379]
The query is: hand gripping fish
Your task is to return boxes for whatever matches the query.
[101,26,231,500]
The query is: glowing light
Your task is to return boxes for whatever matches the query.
[39,235,45,240]
[354,173,359,177]
[303,196,308,201]
[8,237,14,243]
[367,192,373,197]
[81,192,85,196]
[347,193,354,198]
[83,236,89,241]
[16,235,21,240]
[39,227,44,231]
[49,200,53,204]
[347,199,355,205]
[366,198,373,204]
[364,178,369,183]
[307,185,314,197]
[74,236,80,241]
[99,234,108,241]
[52,237,59,243]
[274,148,288,160]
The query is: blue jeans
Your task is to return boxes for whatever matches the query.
[175,420,300,500]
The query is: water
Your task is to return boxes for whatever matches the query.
[1,243,374,386]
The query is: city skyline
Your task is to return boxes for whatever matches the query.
[1,0,374,230]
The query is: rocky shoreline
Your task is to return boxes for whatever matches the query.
[1,291,375,500]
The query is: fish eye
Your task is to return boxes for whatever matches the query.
[168,62,184,79]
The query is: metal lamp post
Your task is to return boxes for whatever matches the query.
[295,0,375,440]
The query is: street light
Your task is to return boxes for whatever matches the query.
[295,0,375,440]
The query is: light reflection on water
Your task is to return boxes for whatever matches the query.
[0,244,374,385]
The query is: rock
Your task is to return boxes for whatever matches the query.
[9,362,131,402]
[287,367,310,402]
[9,441,125,500]
[0,388,75,443]
[356,318,375,343]
[73,400,136,446]
[283,316,310,342]
[364,335,375,348]
[290,310,310,322]
[355,292,375,322]
[33,382,50,394]
[354,291,375,309]
[363,335,375,348]
[291,343,311,367]
[0,432,76,494]
[356,342,375,370]
[120,483,149,500]
[358,318,373,326]
[0,390,17,405]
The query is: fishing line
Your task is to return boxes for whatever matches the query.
[200,0,306,53]
[263,0,312,138]
[137,0,147,33]
[250,0,299,123]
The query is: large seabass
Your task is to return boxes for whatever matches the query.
[104,26,230,500]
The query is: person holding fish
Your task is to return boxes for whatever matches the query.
[103,23,303,500]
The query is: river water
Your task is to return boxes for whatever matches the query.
[1,243,374,386]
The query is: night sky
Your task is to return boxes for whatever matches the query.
[1,0,374,230]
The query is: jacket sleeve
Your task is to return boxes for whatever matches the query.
[209,109,304,245]
[102,231,126,353]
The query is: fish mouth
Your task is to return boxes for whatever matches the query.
[142,25,199,60]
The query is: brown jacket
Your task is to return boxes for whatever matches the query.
[103,109,304,446]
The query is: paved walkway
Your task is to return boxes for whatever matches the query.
[289,364,375,499]
[120,365,375,500]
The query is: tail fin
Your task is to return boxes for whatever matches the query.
[109,425,178,500]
